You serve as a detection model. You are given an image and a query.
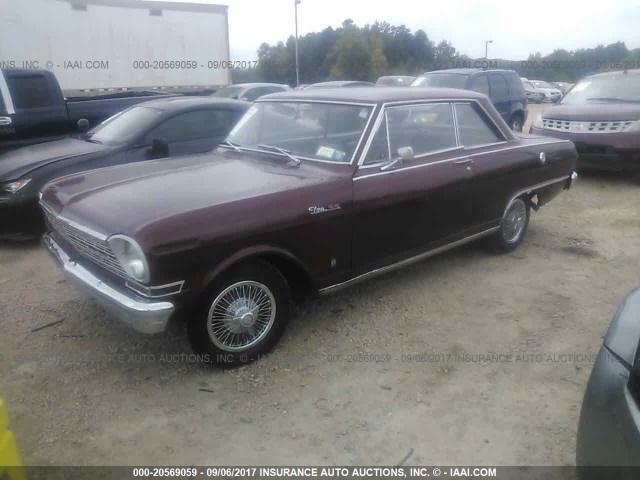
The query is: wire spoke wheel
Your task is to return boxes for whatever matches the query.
[502,199,527,244]
[206,281,276,352]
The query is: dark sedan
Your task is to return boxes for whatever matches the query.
[0,97,248,238]
[576,287,640,475]
[40,87,577,366]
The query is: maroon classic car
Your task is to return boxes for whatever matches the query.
[40,87,577,365]
[530,69,640,171]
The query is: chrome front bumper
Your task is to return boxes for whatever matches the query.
[42,234,174,334]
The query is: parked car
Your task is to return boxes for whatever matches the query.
[0,97,248,239]
[376,76,416,87]
[522,80,545,104]
[40,87,577,365]
[530,69,640,171]
[576,287,640,472]
[529,80,562,103]
[304,80,376,89]
[0,69,179,154]
[411,69,528,131]
[211,83,291,102]
[551,82,574,95]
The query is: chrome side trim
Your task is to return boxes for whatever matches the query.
[354,142,573,181]
[319,226,500,295]
[42,234,174,335]
[40,201,108,241]
[505,174,572,208]
[0,70,16,115]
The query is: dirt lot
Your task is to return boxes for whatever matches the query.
[1,110,639,466]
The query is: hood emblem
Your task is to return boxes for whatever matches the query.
[309,204,341,215]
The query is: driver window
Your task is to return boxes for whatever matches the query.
[387,103,457,159]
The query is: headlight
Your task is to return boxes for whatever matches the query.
[2,178,31,194]
[621,120,640,133]
[532,114,543,129]
[107,235,150,283]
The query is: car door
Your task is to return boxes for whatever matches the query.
[2,71,69,143]
[488,73,510,122]
[352,102,474,276]
[453,101,534,228]
[127,108,242,161]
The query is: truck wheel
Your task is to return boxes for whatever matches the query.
[487,197,530,253]
[188,260,291,367]
[509,114,524,132]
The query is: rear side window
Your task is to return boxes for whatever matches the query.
[455,103,503,147]
[506,73,524,95]
[488,74,508,99]
[147,109,240,143]
[6,75,53,109]
[385,103,457,160]
[469,75,490,96]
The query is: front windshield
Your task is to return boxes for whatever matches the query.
[87,106,163,146]
[226,101,373,163]
[560,75,640,105]
[532,80,554,89]
[212,86,243,98]
[411,73,467,89]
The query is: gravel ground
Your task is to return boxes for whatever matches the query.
[1,115,639,466]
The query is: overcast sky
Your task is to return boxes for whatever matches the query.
[167,0,640,61]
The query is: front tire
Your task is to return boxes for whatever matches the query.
[487,197,530,253]
[187,260,291,366]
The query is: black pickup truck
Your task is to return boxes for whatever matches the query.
[0,69,178,153]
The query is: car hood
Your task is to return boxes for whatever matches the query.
[41,151,350,248]
[541,103,640,122]
[0,138,110,181]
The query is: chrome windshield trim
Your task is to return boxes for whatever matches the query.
[0,70,15,115]
[319,226,500,295]
[40,201,108,241]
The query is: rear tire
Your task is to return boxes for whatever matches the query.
[509,114,524,132]
[486,197,530,253]
[187,260,291,367]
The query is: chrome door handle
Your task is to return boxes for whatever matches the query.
[453,158,473,169]
[0,117,12,126]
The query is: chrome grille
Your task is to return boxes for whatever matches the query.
[44,209,127,278]
[542,118,634,133]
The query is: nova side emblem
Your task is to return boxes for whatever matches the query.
[308,204,341,215]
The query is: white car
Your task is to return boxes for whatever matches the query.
[529,80,562,103]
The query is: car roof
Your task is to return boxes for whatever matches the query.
[307,80,375,87]
[136,96,249,112]
[587,69,640,79]
[221,83,289,88]
[260,86,489,104]
[419,68,518,76]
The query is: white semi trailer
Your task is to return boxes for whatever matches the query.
[0,0,231,94]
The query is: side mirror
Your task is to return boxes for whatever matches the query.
[149,137,169,158]
[380,147,413,172]
[77,118,90,133]
[239,96,250,102]
[398,146,414,162]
